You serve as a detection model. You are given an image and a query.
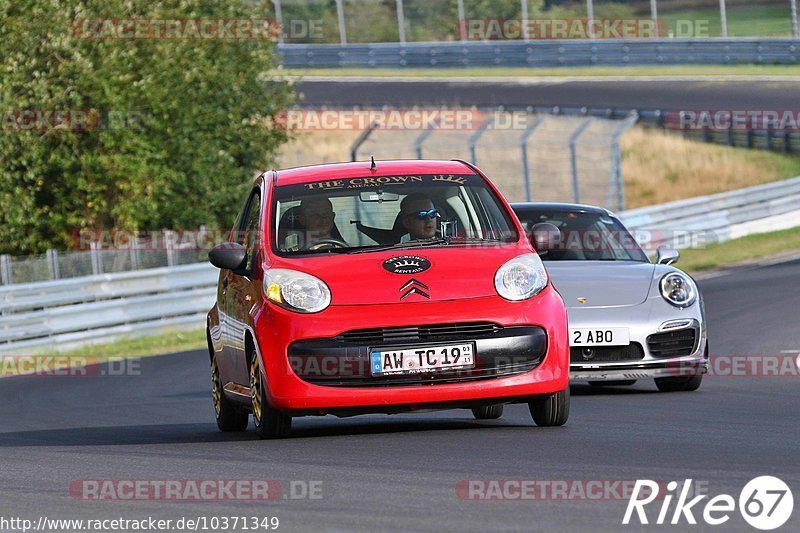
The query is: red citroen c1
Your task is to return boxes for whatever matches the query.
[206,159,569,438]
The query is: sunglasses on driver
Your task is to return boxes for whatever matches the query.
[406,209,441,220]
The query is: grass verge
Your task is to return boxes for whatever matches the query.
[661,6,794,38]
[680,226,800,273]
[47,328,206,359]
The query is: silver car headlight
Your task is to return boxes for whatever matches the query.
[263,268,331,313]
[494,253,548,301]
[659,272,697,308]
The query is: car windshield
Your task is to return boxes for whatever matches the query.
[515,209,648,262]
[273,173,519,255]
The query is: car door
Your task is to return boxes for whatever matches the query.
[224,186,262,386]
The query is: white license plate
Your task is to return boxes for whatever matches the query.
[570,328,630,346]
[370,343,475,375]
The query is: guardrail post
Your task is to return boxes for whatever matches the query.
[90,241,103,275]
[520,0,530,41]
[519,115,546,202]
[467,113,494,164]
[784,132,792,153]
[396,0,406,44]
[414,117,438,159]
[350,121,378,161]
[607,112,639,211]
[335,0,347,45]
[46,249,60,280]
[165,230,176,267]
[569,118,593,203]
[719,0,728,37]
[272,0,284,44]
[456,0,466,41]
[130,236,140,269]
[0,254,11,285]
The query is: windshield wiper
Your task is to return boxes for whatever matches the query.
[349,237,451,254]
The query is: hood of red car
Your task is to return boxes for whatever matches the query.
[270,246,529,305]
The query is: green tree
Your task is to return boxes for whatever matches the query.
[0,0,293,254]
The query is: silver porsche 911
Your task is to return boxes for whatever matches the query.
[512,202,708,392]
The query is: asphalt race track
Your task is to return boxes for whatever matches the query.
[1,259,798,532]
[295,78,800,111]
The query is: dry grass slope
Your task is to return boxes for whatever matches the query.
[621,127,800,208]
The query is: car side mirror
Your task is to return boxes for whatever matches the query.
[209,242,248,272]
[656,246,680,265]
[530,223,561,254]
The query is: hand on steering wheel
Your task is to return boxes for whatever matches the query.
[306,238,349,251]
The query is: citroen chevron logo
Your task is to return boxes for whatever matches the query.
[399,278,430,300]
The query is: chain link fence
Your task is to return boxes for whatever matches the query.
[352,110,637,207]
[0,233,209,286]
[268,0,799,44]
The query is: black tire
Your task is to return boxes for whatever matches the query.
[472,404,504,420]
[588,380,637,387]
[249,348,292,439]
[211,353,249,432]
[655,374,703,392]
[528,387,570,427]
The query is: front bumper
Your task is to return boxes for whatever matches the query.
[571,355,708,380]
[253,287,569,413]
[567,298,708,381]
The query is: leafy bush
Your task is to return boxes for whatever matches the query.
[0,0,293,254]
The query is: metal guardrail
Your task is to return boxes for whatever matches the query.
[2,176,800,353]
[0,263,218,353]
[620,175,800,252]
[277,39,800,68]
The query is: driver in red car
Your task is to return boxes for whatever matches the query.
[298,197,336,241]
[283,197,345,250]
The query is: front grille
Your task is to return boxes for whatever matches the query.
[647,329,697,357]
[570,343,645,363]
[290,325,546,387]
[335,322,503,344]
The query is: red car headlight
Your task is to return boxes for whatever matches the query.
[263,268,332,313]
[494,253,548,301]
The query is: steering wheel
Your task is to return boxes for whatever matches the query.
[306,238,349,251]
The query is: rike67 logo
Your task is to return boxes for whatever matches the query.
[624,477,793,530]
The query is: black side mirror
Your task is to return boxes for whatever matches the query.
[209,242,247,271]
[530,223,561,254]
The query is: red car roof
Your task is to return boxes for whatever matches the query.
[272,159,476,186]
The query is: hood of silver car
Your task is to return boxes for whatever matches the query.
[544,261,655,309]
